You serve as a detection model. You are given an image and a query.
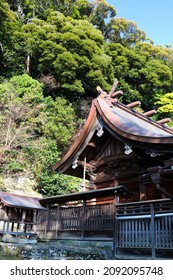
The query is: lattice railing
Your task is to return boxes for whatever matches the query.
[36,203,115,234]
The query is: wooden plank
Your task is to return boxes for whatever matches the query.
[168,216,173,247]
[156,219,161,248]
[141,219,145,247]
[131,219,134,247]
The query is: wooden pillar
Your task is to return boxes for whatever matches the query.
[150,203,156,259]
[11,221,14,232]
[113,189,119,258]
[44,205,50,237]
[2,206,7,234]
[33,210,37,233]
[55,204,61,238]
[6,207,11,232]
[21,209,26,232]
[81,200,86,239]
[2,220,6,234]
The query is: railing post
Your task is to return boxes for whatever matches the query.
[44,205,50,237]
[113,204,118,258]
[81,200,86,239]
[33,210,37,234]
[150,203,156,258]
[55,204,61,238]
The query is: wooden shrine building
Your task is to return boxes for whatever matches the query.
[39,81,173,259]
[52,81,173,202]
[0,192,47,243]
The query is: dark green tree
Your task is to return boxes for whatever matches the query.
[0,74,80,195]
[14,11,114,101]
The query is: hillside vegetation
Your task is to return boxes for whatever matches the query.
[1,0,173,196]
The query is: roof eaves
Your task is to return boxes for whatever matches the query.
[52,101,98,172]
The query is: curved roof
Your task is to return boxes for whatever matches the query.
[96,98,173,142]
[95,97,173,143]
[53,93,173,175]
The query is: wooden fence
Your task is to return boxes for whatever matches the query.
[36,199,173,258]
[36,203,115,239]
[114,199,173,258]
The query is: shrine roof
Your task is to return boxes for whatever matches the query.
[0,192,47,210]
[52,85,173,176]
[94,96,173,141]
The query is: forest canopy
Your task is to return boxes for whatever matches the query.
[0,0,173,196]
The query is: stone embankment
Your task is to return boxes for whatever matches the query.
[0,240,114,260]
[0,172,42,197]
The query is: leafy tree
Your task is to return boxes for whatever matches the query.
[89,0,116,34]
[0,1,24,80]
[7,0,94,21]
[14,11,114,100]
[105,41,173,110]
[31,137,81,197]
[156,92,173,125]
[0,74,44,169]
[42,96,76,149]
[105,18,147,46]
[1,0,173,198]
[0,74,79,196]
[0,0,15,21]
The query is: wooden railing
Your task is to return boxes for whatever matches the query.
[0,207,37,241]
[114,199,173,258]
[36,203,115,239]
[36,199,173,258]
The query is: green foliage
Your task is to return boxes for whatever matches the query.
[30,137,81,197]
[42,96,76,149]
[38,173,81,197]
[105,18,147,46]
[156,92,173,117]
[7,0,94,21]
[104,40,173,109]
[11,10,115,100]
[90,0,116,34]
[0,1,24,80]
[154,92,173,126]
[0,75,44,169]
[0,0,16,21]
[0,74,79,196]
[1,0,173,197]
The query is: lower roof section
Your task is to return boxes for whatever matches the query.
[0,192,47,211]
[40,185,125,205]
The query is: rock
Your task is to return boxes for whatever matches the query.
[0,240,114,260]
[0,172,42,197]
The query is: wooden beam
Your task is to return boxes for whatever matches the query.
[143,109,157,117]
[126,101,141,108]
[157,118,171,125]
[109,79,119,96]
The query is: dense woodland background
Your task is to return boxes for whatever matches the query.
[1,0,173,196]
